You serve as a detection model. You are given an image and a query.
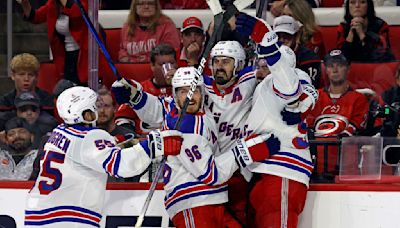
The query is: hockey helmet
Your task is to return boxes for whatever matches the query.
[314,114,349,137]
[57,86,98,126]
[210,40,246,74]
[172,67,204,111]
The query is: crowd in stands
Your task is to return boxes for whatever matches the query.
[1,0,400,183]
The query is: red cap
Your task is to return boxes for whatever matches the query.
[181,16,203,33]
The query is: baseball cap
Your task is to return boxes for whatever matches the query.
[273,15,302,35]
[181,17,203,33]
[5,117,33,133]
[324,49,349,66]
[14,92,40,108]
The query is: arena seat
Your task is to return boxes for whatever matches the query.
[101,63,153,88]
[321,0,344,7]
[320,62,398,95]
[37,62,61,94]
[104,28,122,62]
[320,26,338,54]
[389,25,400,60]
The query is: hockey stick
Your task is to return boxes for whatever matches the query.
[256,0,267,19]
[134,0,255,227]
[74,0,121,80]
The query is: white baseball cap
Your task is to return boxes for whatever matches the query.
[273,15,302,35]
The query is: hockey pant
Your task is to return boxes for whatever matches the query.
[172,204,225,228]
[249,174,307,228]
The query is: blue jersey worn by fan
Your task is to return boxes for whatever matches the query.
[25,86,182,228]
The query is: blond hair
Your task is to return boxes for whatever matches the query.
[10,53,39,75]
[284,0,319,45]
[126,0,163,36]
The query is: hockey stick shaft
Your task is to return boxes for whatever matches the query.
[74,0,121,80]
[256,0,267,18]
[134,1,254,227]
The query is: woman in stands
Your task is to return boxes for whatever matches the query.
[337,0,395,62]
[16,0,93,86]
[273,0,326,59]
[119,0,180,63]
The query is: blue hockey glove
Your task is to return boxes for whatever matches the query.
[235,13,271,43]
[281,108,302,125]
[111,78,143,105]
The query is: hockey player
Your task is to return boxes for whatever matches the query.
[112,40,258,226]
[24,86,182,228]
[111,67,279,227]
[235,13,316,228]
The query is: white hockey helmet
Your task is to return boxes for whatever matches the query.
[57,86,98,125]
[172,67,204,110]
[210,40,246,74]
[280,45,296,69]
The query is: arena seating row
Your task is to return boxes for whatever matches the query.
[38,61,399,96]
[103,25,400,63]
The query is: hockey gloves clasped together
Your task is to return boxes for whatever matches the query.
[111,78,143,106]
[232,134,280,169]
[147,130,183,159]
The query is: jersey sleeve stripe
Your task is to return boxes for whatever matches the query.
[132,92,148,110]
[272,83,302,100]
[102,148,122,177]
[197,157,218,185]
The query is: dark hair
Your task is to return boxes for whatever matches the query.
[344,0,376,24]
[150,44,176,64]
[5,117,33,133]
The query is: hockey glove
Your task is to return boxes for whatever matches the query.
[111,78,143,105]
[147,129,183,158]
[281,108,302,125]
[232,134,280,169]
[298,83,318,114]
[235,13,271,43]
[256,31,281,66]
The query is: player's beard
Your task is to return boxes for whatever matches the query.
[178,99,201,114]
[9,138,32,154]
[97,114,113,130]
[214,69,232,85]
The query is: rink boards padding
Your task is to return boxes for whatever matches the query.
[1,181,400,227]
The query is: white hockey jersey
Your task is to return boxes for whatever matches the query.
[135,97,239,218]
[203,67,257,153]
[25,124,152,227]
[246,57,314,187]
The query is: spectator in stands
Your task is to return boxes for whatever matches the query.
[178,17,205,67]
[0,53,54,115]
[307,50,369,137]
[273,15,322,88]
[159,0,208,9]
[270,0,320,16]
[337,0,394,62]
[118,0,180,63]
[115,44,176,136]
[96,87,135,142]
[380,64,400,136]
[14,92,58,148]
[0,117,38,180]
[271,0,326,58]
[17,0,93,85]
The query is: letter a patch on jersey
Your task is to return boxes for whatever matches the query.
[231,88,243,104]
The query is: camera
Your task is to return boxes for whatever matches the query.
[371,102,400,136]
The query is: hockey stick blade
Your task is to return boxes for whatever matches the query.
[74,0,121,80]
[134,0,254,227]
